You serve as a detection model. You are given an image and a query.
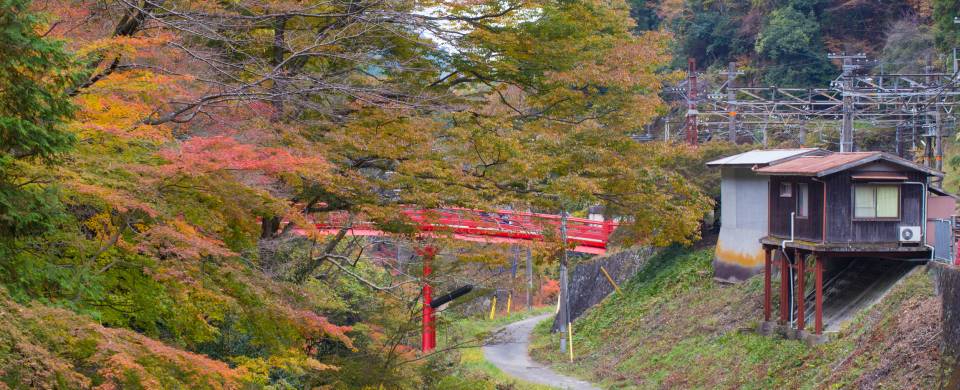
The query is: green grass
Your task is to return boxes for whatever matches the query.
[433,307,556,390]
[529,246,943,389]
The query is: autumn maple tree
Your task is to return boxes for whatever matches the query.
[0,0,718,387]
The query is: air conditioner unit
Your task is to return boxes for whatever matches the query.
[899,226,921,243]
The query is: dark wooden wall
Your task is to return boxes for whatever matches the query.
[823,171,924,243]
[769,177,824,241]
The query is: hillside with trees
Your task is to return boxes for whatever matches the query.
[0,0,720,387]
[636,0,960,86]
[2,0,958,388]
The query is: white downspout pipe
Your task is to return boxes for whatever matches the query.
[781,212,795,324]
[781,211,796,254]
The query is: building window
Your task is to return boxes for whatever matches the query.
[779,182,792,197]
[853,184,900,219]
[797,183,809,217]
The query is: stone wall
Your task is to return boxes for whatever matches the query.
[552,247,655,331]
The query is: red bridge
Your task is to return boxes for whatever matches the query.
[298,208,617,254]
[292,207,618,353]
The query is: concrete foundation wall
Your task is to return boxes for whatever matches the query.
[936,263,960,387]
[715,167,770,282]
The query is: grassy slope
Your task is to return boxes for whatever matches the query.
[433,307,554,390]
[530,247,942,389]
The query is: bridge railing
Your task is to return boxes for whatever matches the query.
[313,208,617,249]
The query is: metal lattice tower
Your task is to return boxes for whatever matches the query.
[666,54,960,173]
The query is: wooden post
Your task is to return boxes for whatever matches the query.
[815,256,824,335]
[764,247,772,322]
[600,266,621,294]
[795,249,806,331]
[779,250,789,325]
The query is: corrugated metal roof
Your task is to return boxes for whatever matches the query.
[706,148,820,167]
[754,152,943,177]
[754,152,876,175]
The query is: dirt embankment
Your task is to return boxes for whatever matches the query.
[530,247,946,389]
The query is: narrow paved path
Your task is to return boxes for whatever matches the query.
[482,313,600,390]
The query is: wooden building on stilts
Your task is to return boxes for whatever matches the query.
[747,152,951,339]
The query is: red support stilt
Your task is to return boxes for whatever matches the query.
[779,250,789,325]
[795,249,805,331]
[764,248,772,322]
[815,256,824,335]
[420,246,436,352]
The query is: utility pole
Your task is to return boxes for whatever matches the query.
[895,124,902,157]
[685,58,699,145]
[925,56,936,169]
[829,53,865,152]
[724,62,743,143]
[558,210,570,353]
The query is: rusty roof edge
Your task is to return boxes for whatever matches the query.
[816,152,944,178]
[753,151,945,177]
[813,153,883,177]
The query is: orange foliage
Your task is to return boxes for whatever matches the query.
[159,136,328,177]
[535,278,560,306]
[136,217,236,260]
[293,309,356,352]
[71,182,159,217]
[93,326,243,390]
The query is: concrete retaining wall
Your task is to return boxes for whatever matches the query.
[936,263,960,387]
[552,247,655,331]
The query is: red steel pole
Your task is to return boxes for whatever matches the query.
[795,249,805,331]
[815,256,824,335]
[685,58,699,146]
[421,246,436,352]
[779,252,789,325]
[764,248,772,322]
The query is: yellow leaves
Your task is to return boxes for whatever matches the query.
[549,32,671,90]
[76,35,171,60]
[233,348,339,385]
[71,67,190,143]
[457,246,511,266]
[71,183,159,217]
[83,212,115,242]
[138,217,236,261]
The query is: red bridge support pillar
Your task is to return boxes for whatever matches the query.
[420,246,436,352]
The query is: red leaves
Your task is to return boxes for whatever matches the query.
[294,309,356,352]
[159,136,328,177]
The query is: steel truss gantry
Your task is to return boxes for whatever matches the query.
[665,54,960,175]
